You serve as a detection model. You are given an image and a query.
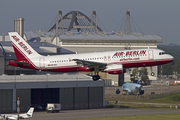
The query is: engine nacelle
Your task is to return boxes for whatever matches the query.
[19,116,24,119]
[106,64,123,74]
[115,89,120,94]
[139,89,144,95]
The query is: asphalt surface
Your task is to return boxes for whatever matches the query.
[30,86,180,120]
[31,108,180,120]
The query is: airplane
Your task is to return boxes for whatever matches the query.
[1,107,34,120]
[116,71,144,95]
[8,32,174,81]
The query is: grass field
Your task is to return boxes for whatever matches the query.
[105,92,180,109]
[72,113,180,120]
[106,93,180,104]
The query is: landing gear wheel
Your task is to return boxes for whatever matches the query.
[92,75,100,81]
[97,75,100,80]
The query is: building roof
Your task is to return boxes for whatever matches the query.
[0,41,75,60]
[24,31,162,43]
[0,74,104,89]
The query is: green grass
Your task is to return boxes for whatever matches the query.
[136,93,180,104]
[155,93,180,101]
[105,93,180,109]
[106,93,180,104]
[71,113,180,120]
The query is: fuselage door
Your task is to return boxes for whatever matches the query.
[148,50,154,60]
[39,58,45,68]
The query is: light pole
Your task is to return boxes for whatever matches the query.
[46,73,49,88]
[13,67,17,113]
[14,67,17,88]
[17,97,20,120]
[161,65,162,93]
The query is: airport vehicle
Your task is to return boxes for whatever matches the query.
[0,107,34,120]
[116,71,144,95]
[8,32,173,81]
[46,103,61,113]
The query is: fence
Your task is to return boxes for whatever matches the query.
[105,89,180,101]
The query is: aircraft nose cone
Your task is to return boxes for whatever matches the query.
[170,55,174,61]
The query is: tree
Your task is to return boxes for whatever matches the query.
[157,44,180,75]
[132,68,139,81]
[140,67,149,84]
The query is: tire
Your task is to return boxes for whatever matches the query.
[46,109,49,113]
[97,75,100,80]
[93,75,99,81]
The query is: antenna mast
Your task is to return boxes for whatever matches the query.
[124,11,131,34]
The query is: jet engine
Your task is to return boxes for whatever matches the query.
[106,64,123,74]
[115,89,120,94]
[19,116,24,119]
[139,89,144,95]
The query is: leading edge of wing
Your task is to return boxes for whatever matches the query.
[73,59,107,66]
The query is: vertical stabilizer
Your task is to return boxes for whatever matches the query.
[137,71,141,84]
[27,107,34,117]
[8,32,41,60]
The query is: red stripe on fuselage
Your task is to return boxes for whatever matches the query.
[120,58,173,68]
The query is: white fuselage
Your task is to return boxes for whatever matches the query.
[29,49,173,72]
[8,32,174,75]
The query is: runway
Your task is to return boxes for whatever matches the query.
[32,108,180,120]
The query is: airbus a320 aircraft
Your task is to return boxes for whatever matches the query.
[116,71,144,95]
[8,32,173,81]
[1,107,34,120]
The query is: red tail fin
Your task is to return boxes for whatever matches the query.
[9,32,41,60]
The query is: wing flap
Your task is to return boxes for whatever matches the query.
[73,59,107,70]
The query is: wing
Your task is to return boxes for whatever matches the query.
[123,88,131,93]
[6,116,17,120]
[73,59,107,70]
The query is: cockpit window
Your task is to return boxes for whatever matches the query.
[159,52,167,55]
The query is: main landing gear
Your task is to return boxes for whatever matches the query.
[92,68,100,81]
[92,75,100,81]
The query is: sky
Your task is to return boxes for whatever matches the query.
[0,0,180,45]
